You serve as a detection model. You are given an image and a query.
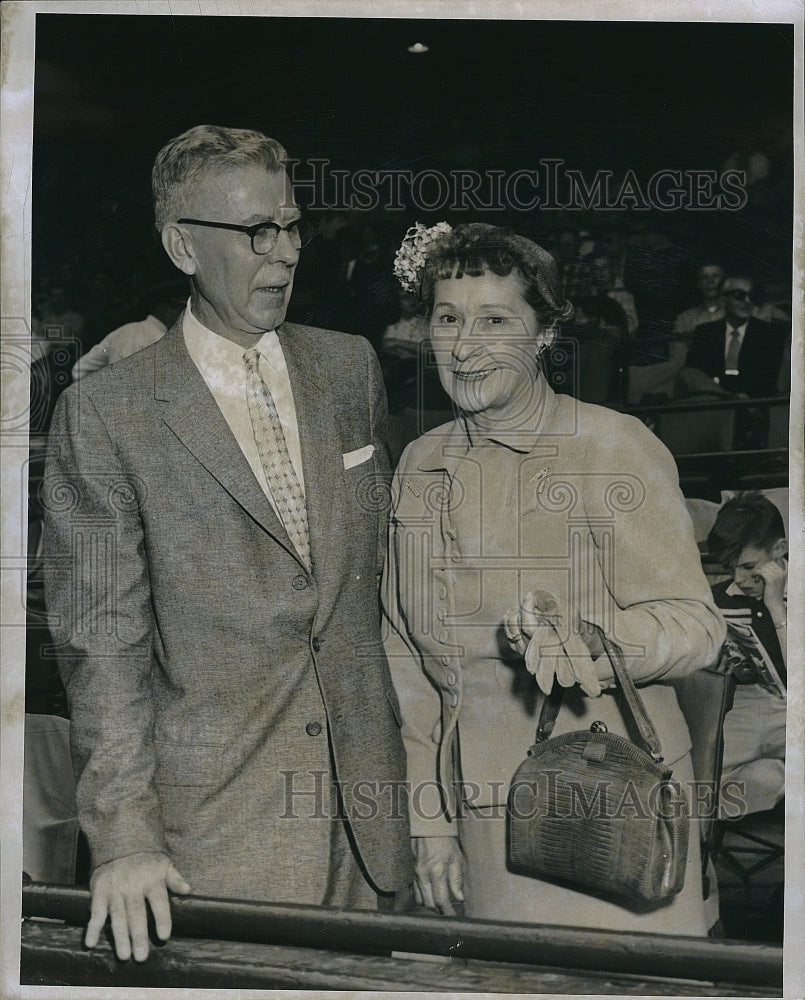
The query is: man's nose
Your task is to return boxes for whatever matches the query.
[269,229,300,264]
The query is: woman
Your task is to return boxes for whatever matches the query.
[382,222,725,934]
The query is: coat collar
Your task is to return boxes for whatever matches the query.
[152,316,329,570]
[416,380,562,472]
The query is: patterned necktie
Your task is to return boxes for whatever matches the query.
[243,347,311,571]
[725,328,741,374]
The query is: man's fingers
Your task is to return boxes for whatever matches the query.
[146,885,173,943]
[84,896,109,950]
[165,864,191,895]
[108,896,132,961]
[124,894,150,962]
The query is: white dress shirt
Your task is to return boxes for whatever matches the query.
[183,302,306,523]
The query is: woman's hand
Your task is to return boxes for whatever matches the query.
[504,590,603,698]
[411,836,465,915]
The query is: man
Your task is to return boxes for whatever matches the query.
[681,276,788,397]
[707,492,787,815]
[43,125,412,962]
[671,262,726,341]
[71,282,187,380]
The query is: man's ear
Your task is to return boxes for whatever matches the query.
[771,538,788,561]
[161,224,197,276]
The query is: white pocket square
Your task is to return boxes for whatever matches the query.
[343,444,375,470]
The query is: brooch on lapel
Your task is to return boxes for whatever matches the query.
[529,467,551,495]
[405,479,422,497]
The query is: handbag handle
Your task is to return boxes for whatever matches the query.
[534,634,665,762]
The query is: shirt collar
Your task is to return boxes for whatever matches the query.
[183,299,279,373]
[727,320,749,337]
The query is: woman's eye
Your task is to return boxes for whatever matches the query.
[486,316,506,325]
[435,313,458,324]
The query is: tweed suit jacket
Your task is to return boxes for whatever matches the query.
[684,316,787,397]
[43,317,412,901]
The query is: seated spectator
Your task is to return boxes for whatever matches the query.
[672,262,726,343]
[707,492,786,815]
[381,290,429,359]
[568,295,629,405]
[71,282,187,380]
[679,276,788,399]
[38,284,86,348]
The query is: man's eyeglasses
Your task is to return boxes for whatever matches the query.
[177,217,312,254]
[723,289,753,302]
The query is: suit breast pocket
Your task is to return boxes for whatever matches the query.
[343,456,387,522]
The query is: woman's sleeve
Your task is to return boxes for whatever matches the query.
[381,458,456,837]
[584,415,726,684]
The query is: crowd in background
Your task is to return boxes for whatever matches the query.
[31,206,792,444]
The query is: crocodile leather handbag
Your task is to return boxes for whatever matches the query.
[508,636,689,907]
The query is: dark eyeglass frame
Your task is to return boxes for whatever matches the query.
[723,288,753,302]
[177,217,309,254]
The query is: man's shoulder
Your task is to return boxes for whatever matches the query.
[280,322,377,384]
[281,321,368,353]
[689,318,724,339]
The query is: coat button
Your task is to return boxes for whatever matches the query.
[312,637,321,652]
[306,721,322,736]
[292,575,309,590]
[447,671,457,685]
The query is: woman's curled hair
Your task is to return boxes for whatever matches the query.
[420,223,574,327]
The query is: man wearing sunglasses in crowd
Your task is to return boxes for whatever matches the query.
[681,275,789,398]
[43,125,412,963]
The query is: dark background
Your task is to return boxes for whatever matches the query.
[33,14,794,335]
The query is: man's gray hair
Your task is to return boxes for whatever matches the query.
[152,125,288,231]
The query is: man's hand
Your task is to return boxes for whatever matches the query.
[411,836,464,915]
[86,851,191,961]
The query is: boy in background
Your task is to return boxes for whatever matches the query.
[707,492,787,815]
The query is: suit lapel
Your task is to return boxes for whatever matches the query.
[278,324,338,575]
[153,319,302,563]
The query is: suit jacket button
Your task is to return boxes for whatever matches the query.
[312,637,321,652]
[292,574,309,591]
[306,721,322,737]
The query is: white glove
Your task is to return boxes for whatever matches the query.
[504,590,602,698]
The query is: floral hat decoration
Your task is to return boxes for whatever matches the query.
[393,221,453,295]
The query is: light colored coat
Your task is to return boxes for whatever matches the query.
[383,385,726,836]
[43,318,412,902]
